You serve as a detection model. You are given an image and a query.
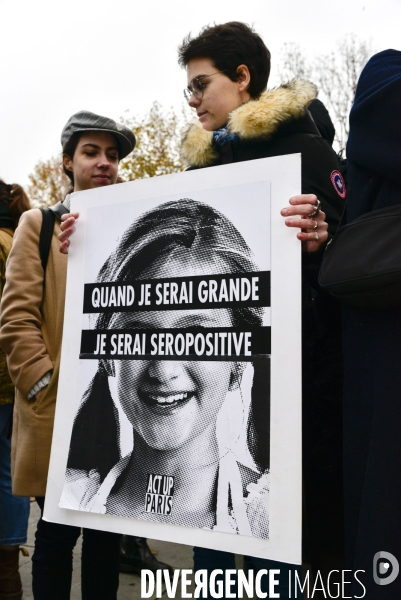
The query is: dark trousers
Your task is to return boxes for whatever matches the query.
[193,547,302,599]
[33,497,120,600]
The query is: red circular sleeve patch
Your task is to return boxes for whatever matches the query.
[330,170,346,199]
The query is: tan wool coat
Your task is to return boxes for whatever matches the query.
[0,209,67,496]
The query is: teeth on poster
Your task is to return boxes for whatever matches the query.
[45,156,302,564]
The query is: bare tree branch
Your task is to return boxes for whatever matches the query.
[278,36,374,153]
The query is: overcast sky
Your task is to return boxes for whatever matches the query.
[1,0,400,188]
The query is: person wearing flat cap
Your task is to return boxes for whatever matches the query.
[0,111,136,600]
[60,113,175,581]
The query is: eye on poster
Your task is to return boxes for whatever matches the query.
[44,155,302,564]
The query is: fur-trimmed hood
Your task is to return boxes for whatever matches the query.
[181,79,318,168]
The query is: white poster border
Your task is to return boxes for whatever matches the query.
[44,154,302,564]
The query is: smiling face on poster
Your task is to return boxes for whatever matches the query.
[45,156,302,563]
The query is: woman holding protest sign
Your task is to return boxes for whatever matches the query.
[0,111,135,600]
[177,20,345,598]
[57,22,344,596]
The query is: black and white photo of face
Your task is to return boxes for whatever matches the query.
[109,253,240,451]
[61,194,272,541]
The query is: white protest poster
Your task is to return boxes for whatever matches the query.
[44,154,302,564]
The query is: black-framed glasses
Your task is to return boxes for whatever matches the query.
[183,72,224,102]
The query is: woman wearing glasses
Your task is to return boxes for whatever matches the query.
[178,21,345,598]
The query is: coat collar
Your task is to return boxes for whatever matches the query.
[180,79,318,168]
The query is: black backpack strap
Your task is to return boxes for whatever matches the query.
[50,201,70,221]
[39,201,70,273]
[39,209,56,273]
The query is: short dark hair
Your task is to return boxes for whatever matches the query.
[178,22,271,98]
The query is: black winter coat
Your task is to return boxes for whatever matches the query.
[182,79,345,570]
[343,50,401,598]
[181,80,345,301]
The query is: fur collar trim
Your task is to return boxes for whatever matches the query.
[181,79,318,168]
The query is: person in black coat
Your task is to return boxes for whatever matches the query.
[179,21,346,596]
[343,49,401,598]
[59,22,346,595]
